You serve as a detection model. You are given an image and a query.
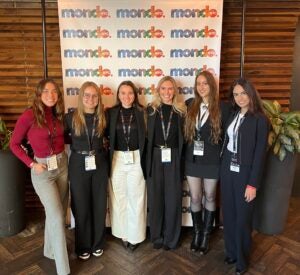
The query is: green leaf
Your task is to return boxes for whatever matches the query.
[279,146,286,161]
[284,144,294,153]
[285,125,299,140]
[279,134,292,145]
[268,131,276,147]
[262,100,278,116]
[273,139,281,155]
[273,124,281,135]
[273,100,281,114]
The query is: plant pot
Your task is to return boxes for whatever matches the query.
[0,150,26,237]
[253,151,297,235]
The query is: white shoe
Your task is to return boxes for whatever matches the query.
[92,249,103,257]
[78,252,90,260]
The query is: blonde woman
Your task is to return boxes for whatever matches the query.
[10,79,70,275]
[64,81,108,261]
[146,76,186,250]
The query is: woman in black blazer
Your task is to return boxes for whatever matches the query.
[146,76,186,250]
[184,71,229,254]
[220,78,269,275]
[107,80,147,251]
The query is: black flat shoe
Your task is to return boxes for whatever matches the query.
[122,240,129,249]
[128,243,139,251]
[235,268,247,275]
[163,245,170,251]
[224,256,236,265]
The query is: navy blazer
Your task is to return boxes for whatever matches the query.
[146,105,184,178]
[184,98,230,165]
[107,105,146,178]
[221,110,269,189]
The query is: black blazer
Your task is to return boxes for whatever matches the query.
[107,105,146,178]
[184,98,230,165]
[146,105,184,178]
[221,110,269,189]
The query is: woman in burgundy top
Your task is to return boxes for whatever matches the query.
[10,79,70,275]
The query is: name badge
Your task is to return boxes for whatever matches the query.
[193,140,204,156]
[230,154,240,173]
[46,155,58,171]
[123,151,134,165]
[85,155,96,171]
[161,147,171,163]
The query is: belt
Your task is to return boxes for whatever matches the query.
[72,149,102,155]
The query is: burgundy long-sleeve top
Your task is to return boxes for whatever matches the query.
[10,107,65,167]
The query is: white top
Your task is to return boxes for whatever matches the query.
[227,112,245,153]
[196,103,209,130]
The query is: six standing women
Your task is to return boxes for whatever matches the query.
[220,78,269,274]
[146,76,186,250]
[107,80,147,251]
[184,71,229,254]
[10,79,70,275]
[10,74,269,273]
[64,81,108,260]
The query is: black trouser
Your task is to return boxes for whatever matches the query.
[69,152,108,255]
[220,149,254,271]
[147,148,182,249]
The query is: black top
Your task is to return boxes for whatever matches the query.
[154,104,179,148]
[64,111,104,152]
[115,106,139,151]
[184,99,230,165]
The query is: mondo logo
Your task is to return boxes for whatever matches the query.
[118,46,164,58]
[138,84,156,95]
[117,26,164,38]
[170,46,216,58]
[171,6,218,18]
[64,47,111,58]
[116,6,164,18]
[65,66,112,77]
[118,66,164,77]
[66,85,113,96]
[61,6,110,18]
[171,26,217,38]
[170,65,216,77]
[63,27,110,38]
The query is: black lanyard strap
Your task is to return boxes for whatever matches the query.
[84,115,97,153]
[120,109,133,151]
[196,105,208,139]
[232,112,244,152]
[159,105,174,147]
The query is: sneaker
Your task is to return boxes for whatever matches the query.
[92,249,104,257]
[78,252,90,261]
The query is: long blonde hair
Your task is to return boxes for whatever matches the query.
[32,79,64,127]
[184,71,221,144]
[72,81,106,136]
[149,76,186,115]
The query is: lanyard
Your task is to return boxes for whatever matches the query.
[196,105,208,139]
[232,112,244,152]
[45,114,56,155]
[159,105,174,147]
[120,109,133,151]
[84,115,97,153]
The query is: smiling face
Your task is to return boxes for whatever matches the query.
[118,84,135,108]
[159,80,175,105]
[82,85,99,113]
[196,74,210,103]
[233,84,250,113]
[40,82,58,107]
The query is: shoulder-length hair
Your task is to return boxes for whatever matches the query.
[114,80,144,110]
[149,76,186,115]
[228,78,264,114]
[184,71,222,144]
[32,78,64,127]
[72,81,106,137]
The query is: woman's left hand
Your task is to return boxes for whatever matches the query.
[244,186,256,203]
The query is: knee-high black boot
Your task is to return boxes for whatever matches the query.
[190,211,203,252]
[199,209,215,255]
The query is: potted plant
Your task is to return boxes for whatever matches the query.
[253,100,300,235]
[0,117,26,237]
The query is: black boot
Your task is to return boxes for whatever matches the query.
[199,209,215,255]
[190,210,203,252]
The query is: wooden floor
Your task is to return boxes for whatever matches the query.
[1,198,300,275]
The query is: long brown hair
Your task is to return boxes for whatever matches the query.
[184,71,221,144]
[229,78,264,114]
[72,81,106,136]
[32,78,64,127]
[149,76,186,115]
